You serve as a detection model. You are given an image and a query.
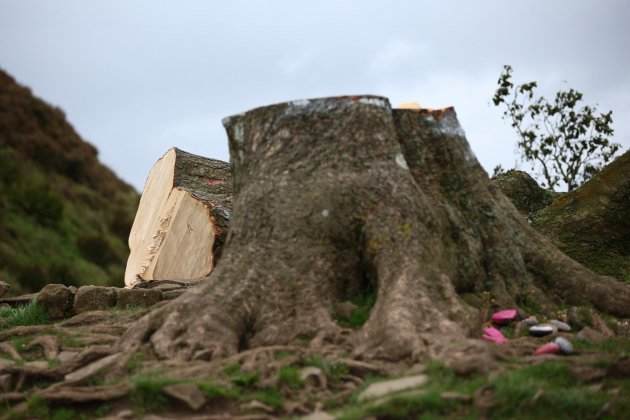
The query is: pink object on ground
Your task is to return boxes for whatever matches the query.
[482,327,508,344]
[491,309,518,325]
[534,342,561,355]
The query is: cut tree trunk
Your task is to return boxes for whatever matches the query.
[120,96,630,363]
[124,148,231,287]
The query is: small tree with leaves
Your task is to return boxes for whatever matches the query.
[493,65,620,191]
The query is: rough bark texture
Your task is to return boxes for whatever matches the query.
[532,150,630,282]
[491,170,555,217]
[124,148,231,287]
[120,96,630,363]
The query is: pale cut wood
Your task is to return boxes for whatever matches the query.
[124,148,231,287]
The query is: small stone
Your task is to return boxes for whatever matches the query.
[358,374,428,401]
[549,319,571,332]
[554,336,573,354]
[491,309,518,325]
[482,327,508,344]
[523,316,539,327]
[35,284,74,319]
[529,324,556,337]
[0,280,10,298]
[74,286,116,313]
[163,383,207,411]
[534,342,561,356]
[299,366,326,388]
[116,288,162,308]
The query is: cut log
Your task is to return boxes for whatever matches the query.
[124,148,231,287]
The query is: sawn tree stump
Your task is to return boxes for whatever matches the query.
[121,96,630,363]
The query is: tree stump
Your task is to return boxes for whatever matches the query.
[121,96,630,363]
[124,148,231,287]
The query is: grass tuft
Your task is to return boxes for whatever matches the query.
[0,301,49,330]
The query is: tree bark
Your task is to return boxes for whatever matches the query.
[124,148,231,287]
[120,96,630,363]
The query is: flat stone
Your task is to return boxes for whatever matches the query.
[35,284,74,319]
[523,316,539,326]
[0,281,9,298]
[74,286,116,313]
[491,309,518,325]
[549,319,571,332]
[299,366,326,388]
[116,288,162,309]
[529,324,557,337]
[163,383,207,411]
[358,374,428,402]
[554,336,574,354]
[64,353,121,384]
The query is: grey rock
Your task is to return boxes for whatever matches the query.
[523,316,539,327]
[0,281,10,298]
[163,383,207,411]
[74,286,116,313]
[116,288,162,309]
[529,324,557,337]
[550,319,571,332]
[300,366,326,388]
[554,336,574,354]
[358,374,428,402]
[35,284,74,319]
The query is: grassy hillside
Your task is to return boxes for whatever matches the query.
[0,69,139,293]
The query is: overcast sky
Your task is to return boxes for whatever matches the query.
[1,1,628,190]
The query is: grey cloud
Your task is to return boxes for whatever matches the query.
[1,0,628,189]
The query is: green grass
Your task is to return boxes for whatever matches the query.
[304,355,349,384]
[4,395,86,420]
[224,363,259,387]
[277,366,303,389]
[337,360,630,420]
[130,374,181,412]
[336,289,377,328]
[0,301,49,330]
[245,388,284,409]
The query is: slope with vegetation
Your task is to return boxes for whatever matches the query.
[0,69,138,293]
